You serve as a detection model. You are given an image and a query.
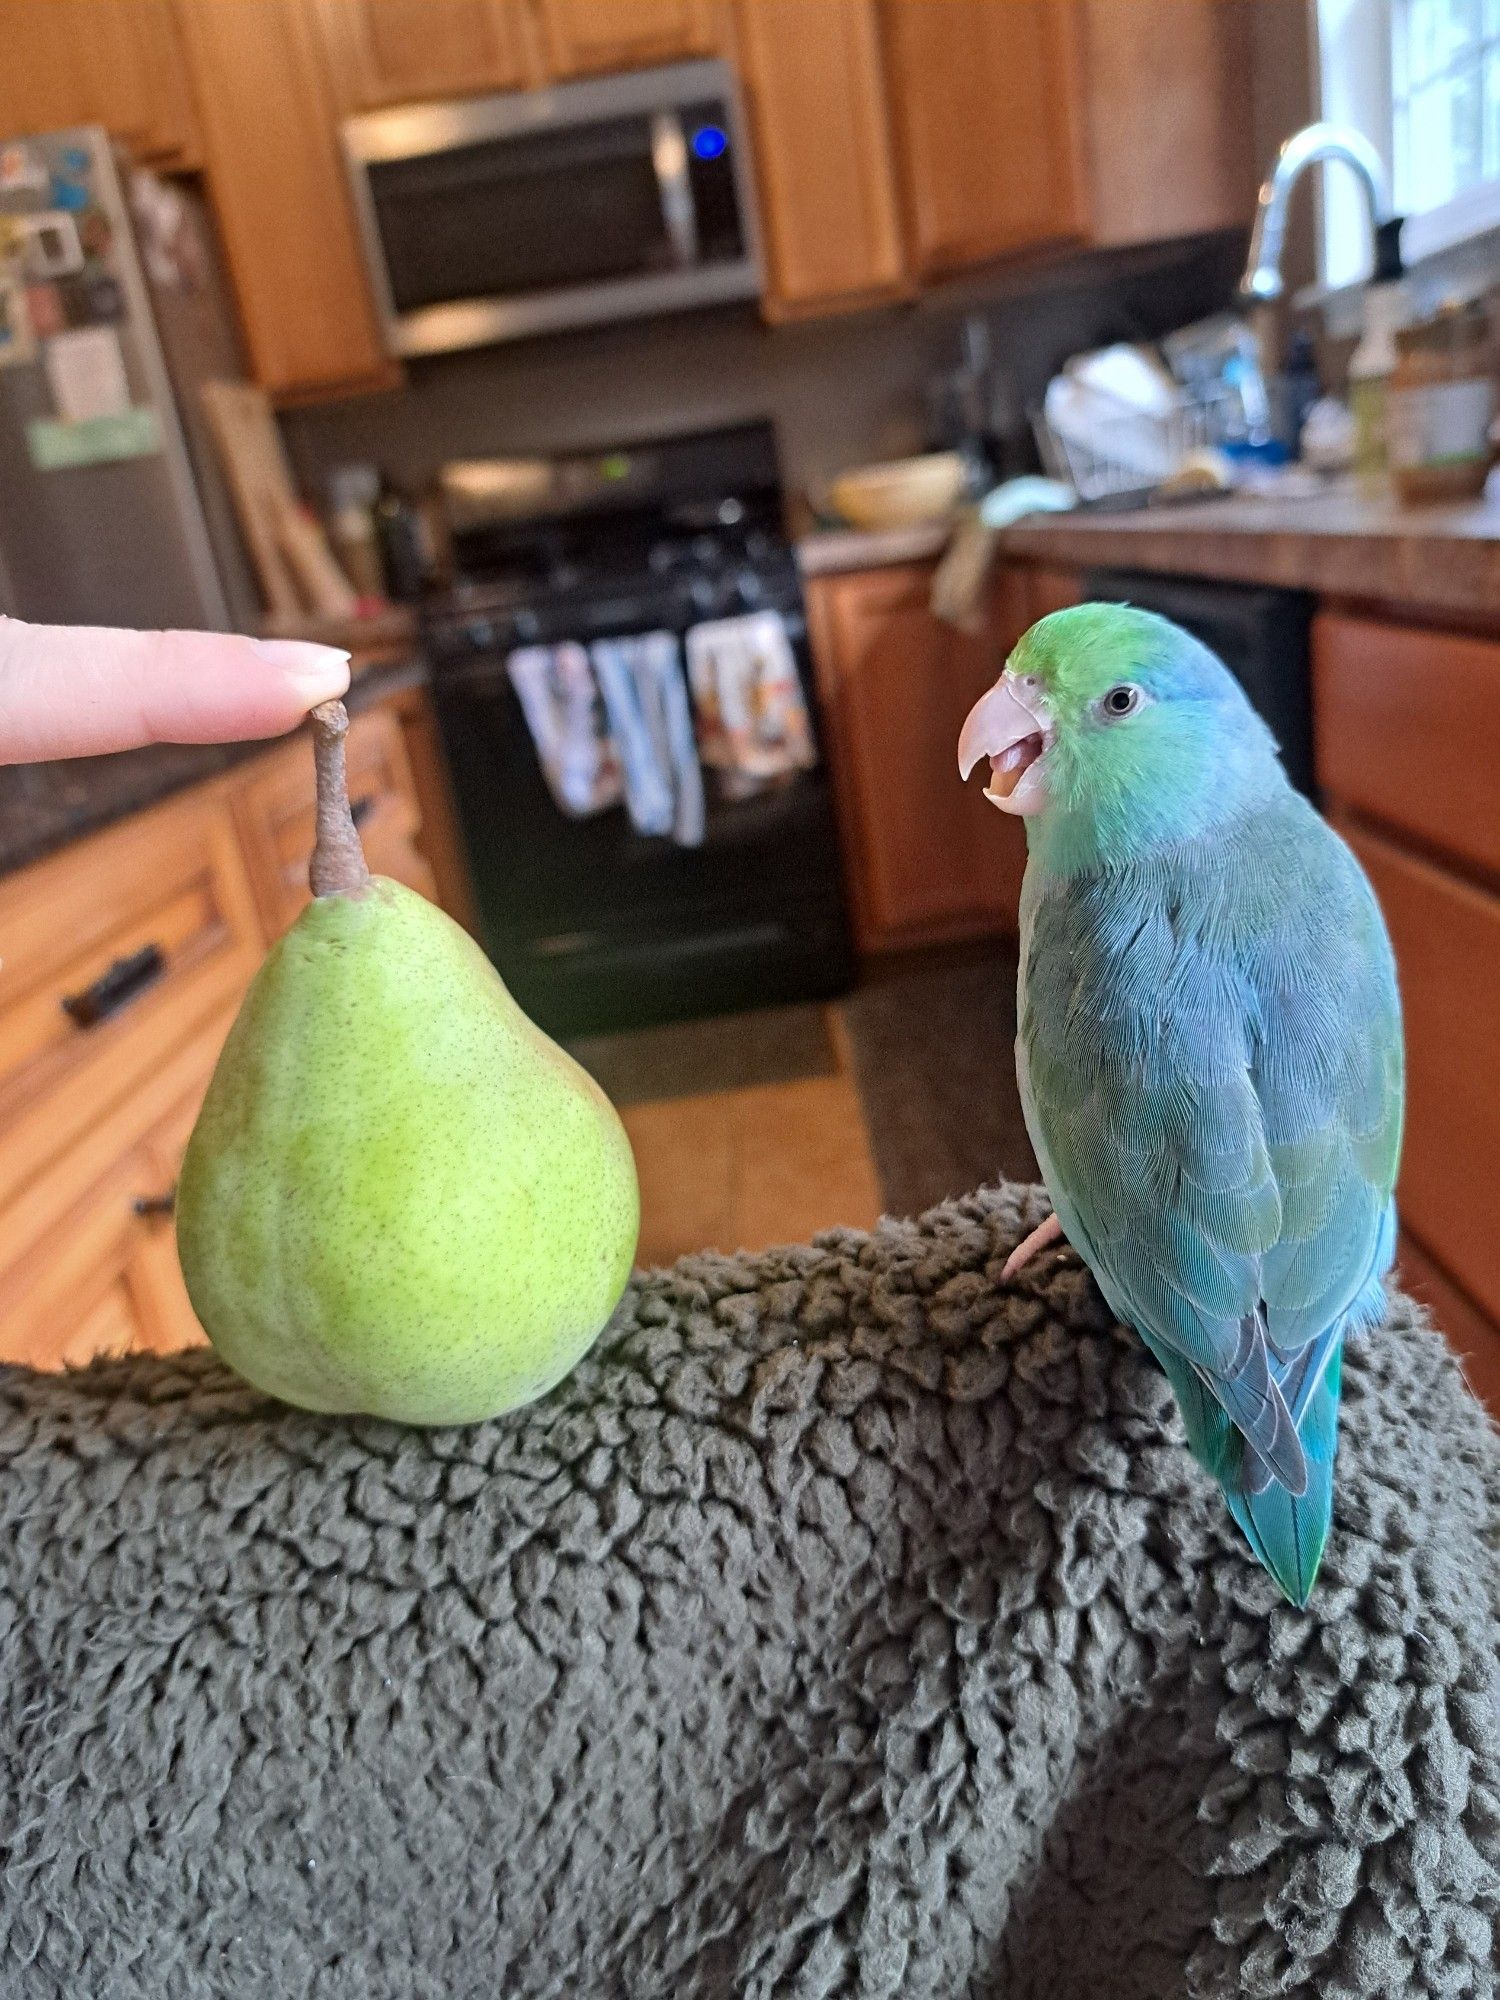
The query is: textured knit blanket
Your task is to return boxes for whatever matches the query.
[1,1184,1496,2000]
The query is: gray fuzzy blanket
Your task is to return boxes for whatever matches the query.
[1,1185,1496,2000]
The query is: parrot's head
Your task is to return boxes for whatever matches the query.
[958,603,1281,867]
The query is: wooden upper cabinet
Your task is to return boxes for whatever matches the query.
[1074,0,1253,246]
[312,0,540,116]
[534,0,721,77]
[174,0,396,399]
[0,0,201,168]
[731,0,906,318]
[877,0,1085,278]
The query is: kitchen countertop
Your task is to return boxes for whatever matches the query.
[1000,485,1500,624]
[0,652,426,879]
[798,484,1500,626]
[797,522,953,577]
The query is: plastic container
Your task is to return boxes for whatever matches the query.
[327,463,386,602]
[1348,218,1408,493]
[1388,300,1497,503]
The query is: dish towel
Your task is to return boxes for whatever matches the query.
[0,1183,1494,1999]
[591,632,705,846]
[506,642,622,816]
[684,610,816,799]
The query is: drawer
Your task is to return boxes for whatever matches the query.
[1314,612,1500,881]
[0,1071,214,1371]
[231,705,437,938]
[1336,815,1500,1323]
[0,785,265,1216]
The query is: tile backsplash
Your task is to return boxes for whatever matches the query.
[279,232,1250,514]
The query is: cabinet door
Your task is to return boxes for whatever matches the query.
[313,0,538,115]
[0,0,200,167]
[1335,816,1500,1328]
[0,1093,209,1372]
[231,704,438,940]
[807,563,1027,952]
[535,0,720,76]
[174,0,396,399]
[878,0,1085,277]
[732,0,907,318]
[1076,0,1253,247]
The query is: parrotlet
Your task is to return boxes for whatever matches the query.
[958,604,1403,1606]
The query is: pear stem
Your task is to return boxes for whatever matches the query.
[308,699,371,899]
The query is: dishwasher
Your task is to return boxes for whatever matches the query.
[1080,569,1315,798]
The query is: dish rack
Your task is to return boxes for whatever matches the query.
[1032,384,1243,504]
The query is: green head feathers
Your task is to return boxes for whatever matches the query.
[959,603,1284,874]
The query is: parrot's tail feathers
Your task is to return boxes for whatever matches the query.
[1224,1346,1343,1608]
[1212,1313,1308,1497]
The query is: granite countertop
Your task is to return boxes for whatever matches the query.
[999,485,1500,624]
[0,652,426,880]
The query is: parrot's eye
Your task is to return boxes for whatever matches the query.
[1100,684,1141,719]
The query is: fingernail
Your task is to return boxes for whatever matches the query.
[249,639,352,701]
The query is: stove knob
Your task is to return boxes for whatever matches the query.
[464,617,494,649]
[734,569,764,609]
[689,576,719,616]
[513,609,540,643]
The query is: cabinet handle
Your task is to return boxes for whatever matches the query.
[61,943,166,1030]
[350,793,376,828]
[132,1189,176,1218]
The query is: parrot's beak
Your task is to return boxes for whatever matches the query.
[957,675,1050,816]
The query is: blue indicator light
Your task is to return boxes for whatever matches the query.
[691,125,728,162]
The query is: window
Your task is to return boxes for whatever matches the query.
[1317,0,1500,284]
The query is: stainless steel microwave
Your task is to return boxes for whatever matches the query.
[341,60,763,358]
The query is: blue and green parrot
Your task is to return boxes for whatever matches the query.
[958,604,1404,1606]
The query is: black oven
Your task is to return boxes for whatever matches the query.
[423,425,852,1037]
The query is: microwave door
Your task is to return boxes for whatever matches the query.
[344,63,761,357]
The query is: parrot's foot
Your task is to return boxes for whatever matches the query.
[1002,1212,1064,1281]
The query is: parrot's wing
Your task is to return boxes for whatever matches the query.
[1017,806,1401,1495]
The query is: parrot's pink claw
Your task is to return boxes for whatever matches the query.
[1002,1212,1064,1282]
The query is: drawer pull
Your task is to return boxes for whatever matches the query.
[132,1189,176,1219]
[61,943,166,1030]
[350,793,376,828]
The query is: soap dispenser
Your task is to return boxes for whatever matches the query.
[1348,217,1407,493]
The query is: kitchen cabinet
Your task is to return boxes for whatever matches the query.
[312,0,541,114]
[1313,607,1500,1403]
[0,685,471,1372]
[872,0,1251,286]
[535,0,721,77]
[730,0,907,318]
[173,0,397,401]
[878,0,1086,278]
[0,0,201,169]
[806,560,1028,953]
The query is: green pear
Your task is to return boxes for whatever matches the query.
[177,701,638,1425]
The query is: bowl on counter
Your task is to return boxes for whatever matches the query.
[827,452,967,531]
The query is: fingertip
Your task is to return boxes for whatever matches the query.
[247,638,352,707]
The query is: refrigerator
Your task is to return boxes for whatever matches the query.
[0,125,258,630]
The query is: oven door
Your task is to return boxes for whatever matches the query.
[343,60,761,356]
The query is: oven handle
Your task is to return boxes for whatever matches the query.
[651,113,699,269]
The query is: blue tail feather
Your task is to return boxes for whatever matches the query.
[1144,1332,1344,1607]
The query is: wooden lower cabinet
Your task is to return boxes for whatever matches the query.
[0,688,468,1373]
[806,560,1029,953]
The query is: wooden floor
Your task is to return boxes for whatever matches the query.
[617,1010,883,1268]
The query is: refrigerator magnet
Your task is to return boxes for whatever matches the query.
[20,212,84,280]
[0,143,48,195]
[0,275,36,367]
[43,326,131,423]
[48,177,91,215]
[24,281,65,337]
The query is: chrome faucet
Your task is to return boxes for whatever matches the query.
[1240,122,1392,304]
